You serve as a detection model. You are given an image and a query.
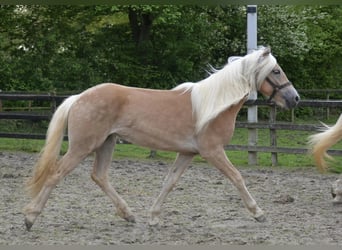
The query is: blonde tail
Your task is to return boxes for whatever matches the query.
[26,95,79,197]
[308,114,342,172]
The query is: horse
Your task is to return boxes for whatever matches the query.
[308,114,342,204]
[23,47,300,230]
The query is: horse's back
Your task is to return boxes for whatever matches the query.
[66,83,196,153]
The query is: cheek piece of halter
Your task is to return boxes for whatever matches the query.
[265,77,293,103]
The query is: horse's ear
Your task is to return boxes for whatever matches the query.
[262,47,271,57]
[258,47,271,63]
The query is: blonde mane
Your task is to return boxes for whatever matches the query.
[174,47,277,133]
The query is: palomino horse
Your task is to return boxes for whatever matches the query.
[23,47,300,230]
[308,114,342,204]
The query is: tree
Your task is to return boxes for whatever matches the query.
[0,5,341,94]
[258,5,342,91]
[301,6,342,90]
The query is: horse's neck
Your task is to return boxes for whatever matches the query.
[216,98,246,127]
[201,98,246,145]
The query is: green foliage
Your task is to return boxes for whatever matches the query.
[0,5,341,94]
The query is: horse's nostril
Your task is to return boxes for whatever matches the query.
[295,95,300,103]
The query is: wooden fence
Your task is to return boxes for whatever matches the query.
[0,92,341,166]
[233,99,342,165]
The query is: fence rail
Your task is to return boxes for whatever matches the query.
[0,92,341,166]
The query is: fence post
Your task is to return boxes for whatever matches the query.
[326,92,330,120]
[50,91,57,113]
[248,97,258,165]
[149,150,157,158]
[247,5,258,166]
[28,100,32,111]
[270,105,278,166]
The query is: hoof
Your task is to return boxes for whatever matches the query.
[332,196,342,205]
[254,214,267,222]
[148,217,160,226]
[124,215,136,223]
[25,218,33,231]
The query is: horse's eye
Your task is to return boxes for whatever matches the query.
[273,69,281,75]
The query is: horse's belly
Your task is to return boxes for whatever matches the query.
[113,126,198,153]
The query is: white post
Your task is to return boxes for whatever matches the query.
[247,5,258,165]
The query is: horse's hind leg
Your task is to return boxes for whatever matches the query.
[331,178,342,205]
[91,134,135,223]
[149,153,194,225]
[23,150,88,230]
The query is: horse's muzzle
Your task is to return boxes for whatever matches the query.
[283,88,300,109]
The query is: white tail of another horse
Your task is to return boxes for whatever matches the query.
[26,95,79,197]
[308,114,342,172]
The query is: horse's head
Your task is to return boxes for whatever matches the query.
[257,48,300,109]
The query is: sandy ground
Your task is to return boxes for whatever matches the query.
[1,151,341,245]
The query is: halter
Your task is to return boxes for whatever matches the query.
[265,77,292,103]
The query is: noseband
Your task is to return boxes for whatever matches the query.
[265,77,292,103]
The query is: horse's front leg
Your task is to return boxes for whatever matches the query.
[201,147,266,222]
[149,153,194,226]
